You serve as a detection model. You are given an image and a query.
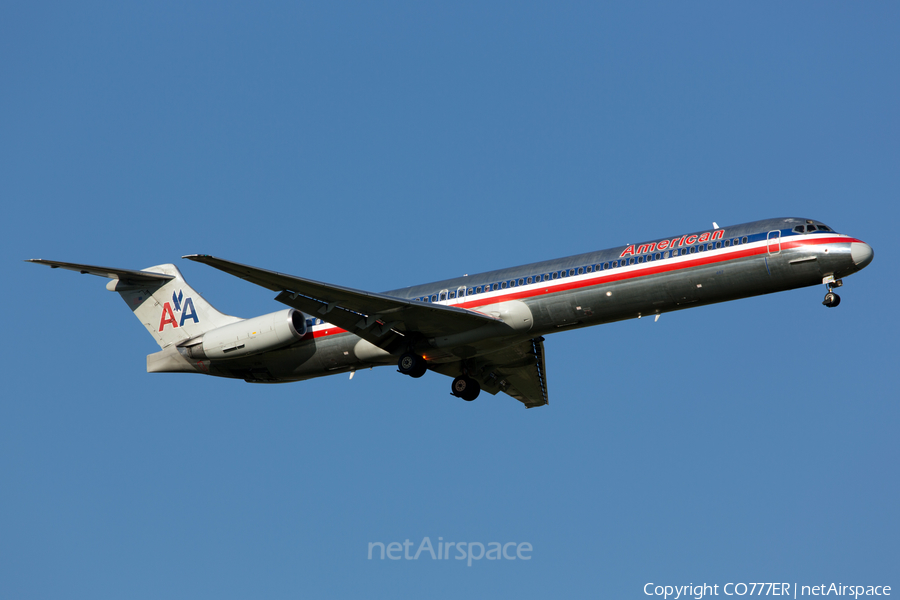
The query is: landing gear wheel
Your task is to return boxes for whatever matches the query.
[451,376,481,401]
[823,292,841,308]
[398,353,427,378]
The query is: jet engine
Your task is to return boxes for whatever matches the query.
[182,308,307,360]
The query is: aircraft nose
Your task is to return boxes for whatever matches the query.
[851,242,874,269]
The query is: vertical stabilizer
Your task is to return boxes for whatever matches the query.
[108,264,242,348]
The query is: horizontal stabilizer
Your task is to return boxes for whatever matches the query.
[26,259,174,284]
[28,258,240,348]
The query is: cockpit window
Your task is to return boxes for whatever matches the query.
[807,224,818,232]
[818,224,832,232]
[794,225,805,233]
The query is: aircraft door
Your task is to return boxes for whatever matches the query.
[767,230,781,255]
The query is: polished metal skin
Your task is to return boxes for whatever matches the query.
[28,217,873,408]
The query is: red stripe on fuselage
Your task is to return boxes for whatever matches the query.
[307,235,860,340]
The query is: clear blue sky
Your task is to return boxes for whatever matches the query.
[2,2,897,598]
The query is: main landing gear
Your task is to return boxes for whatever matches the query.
[397,352,481,402]
[397,352,427,378]
[451,375,480,402]
[823,278,843,308]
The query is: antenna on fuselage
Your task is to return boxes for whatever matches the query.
[713,222,719,229]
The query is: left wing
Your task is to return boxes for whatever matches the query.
[183,254,504,352]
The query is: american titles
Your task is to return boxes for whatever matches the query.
[620,229,726,258]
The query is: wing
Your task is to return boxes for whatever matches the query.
[430,337,549,408]
[183,254,503,352]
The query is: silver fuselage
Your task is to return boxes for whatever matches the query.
[198,217,873,382]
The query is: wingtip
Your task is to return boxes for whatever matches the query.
[25,259,56,267]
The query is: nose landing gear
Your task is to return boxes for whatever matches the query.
[822,278,842,308]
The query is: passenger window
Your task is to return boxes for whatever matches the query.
[467,288,474,295]
[742,236,748,243]
[690,247,696,254]
[431,295,437,302]
[518,278,524,285]
[439,290,448,301]
[715,242,721,248]
[551,272,558,279]
[655,253,661,260]
[724,240,730,247]
[733,238,740,245]
[577,267,583,275]
[501,282,507,289]
[448,291,456,299]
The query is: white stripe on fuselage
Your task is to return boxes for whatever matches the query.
[307,232,852,334]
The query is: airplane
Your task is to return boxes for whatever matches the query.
[28,217,873,408]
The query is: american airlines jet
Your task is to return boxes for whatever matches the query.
[29,217,873,408]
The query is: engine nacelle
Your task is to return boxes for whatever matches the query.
[183,309,307,360]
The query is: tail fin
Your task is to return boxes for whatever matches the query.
[27,259,241,348]
[110,263,241,347]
